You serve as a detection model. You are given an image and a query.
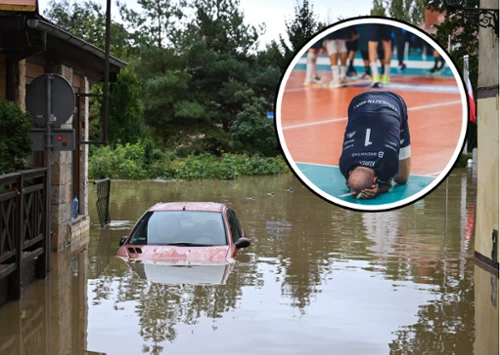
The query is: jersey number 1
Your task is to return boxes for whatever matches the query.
[364,128,373,147]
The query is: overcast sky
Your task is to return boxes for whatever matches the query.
[37,0,374,48]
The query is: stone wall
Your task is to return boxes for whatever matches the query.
[475,0,499,268]
[49,64,74,251]
[70,216,91,254]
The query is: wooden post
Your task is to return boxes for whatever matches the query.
[13,172,23,300]
[36,169,48,279]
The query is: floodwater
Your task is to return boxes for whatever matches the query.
[0,168,498,355]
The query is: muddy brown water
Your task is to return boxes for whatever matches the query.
[0,168,497,355]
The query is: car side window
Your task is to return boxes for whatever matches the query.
[233,211,243,238]
[128,212,151,245]
[227,209,241,243]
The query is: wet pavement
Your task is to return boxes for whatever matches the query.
[0,167,498,355]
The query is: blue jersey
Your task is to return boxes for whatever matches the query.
[339,91,411,183]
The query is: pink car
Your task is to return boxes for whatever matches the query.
[116,202,251,262]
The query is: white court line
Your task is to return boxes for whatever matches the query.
[338,193,352,197]
[428,171,442,176]
[282,100,462,130]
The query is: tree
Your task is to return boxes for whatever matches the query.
[387,0,426,24]
[277,0,321,68]
[425,0,479,149]
[44,0,131,58]
[371,0,387,16]
[370,0,426,24]
[89,68,146,148]
[117,0,186,50]
[229,97,280,157]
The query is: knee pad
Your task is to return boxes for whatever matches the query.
[338,40,347,53]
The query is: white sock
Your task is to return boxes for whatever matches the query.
[340,66,347,79]
[306,52,317,82]
[331,65,339,82]
[384,64,391,77]
[370,62,379,78]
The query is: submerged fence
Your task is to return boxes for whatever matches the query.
[94,178,111,228]
[0,168,48,306]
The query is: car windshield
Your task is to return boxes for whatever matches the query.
[128,211,227,246]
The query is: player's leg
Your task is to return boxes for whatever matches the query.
[338,39,348,84]
[429,49,445,75]
[395,27,406,71]
[326,39,341,87]
[304,48,316,85]
[304,41,324,86]
[366,24,381,87]
[381,25,393,85]
[360,50,371,79]
[346,39,358,77]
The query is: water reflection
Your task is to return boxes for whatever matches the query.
[124,259,235,286]
[0,168,497,354]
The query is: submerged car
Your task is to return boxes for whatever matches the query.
[116,202,251,261]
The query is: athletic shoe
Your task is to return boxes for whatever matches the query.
[360,73,372,81]
[371,74,381,88]
[313,76,326,85]
[398,63,406,71]
[346,68,357,77]
[329,79,344,88]
[428,67,442,76]
[382,75,390,84]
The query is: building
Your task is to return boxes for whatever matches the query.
[473,0,499,352]
[0,0,126,306]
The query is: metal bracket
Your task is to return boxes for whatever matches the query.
[492,229,498,263]
[446,1,499,37]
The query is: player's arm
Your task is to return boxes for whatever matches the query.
[394,101,411,185]
[394,157,411,185]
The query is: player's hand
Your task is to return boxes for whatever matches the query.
[359,184,378,199]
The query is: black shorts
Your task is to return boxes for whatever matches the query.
[365,24,393,42]
[346,39,358,52]
[310,40,323,50]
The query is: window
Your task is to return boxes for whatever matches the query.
[227,209,241,243]
[129,211,227,246]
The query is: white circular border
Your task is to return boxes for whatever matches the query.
[276,17,469,212]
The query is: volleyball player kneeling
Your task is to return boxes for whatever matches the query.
[339,91,412,199]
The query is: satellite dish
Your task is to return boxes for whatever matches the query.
[26,73,76,127]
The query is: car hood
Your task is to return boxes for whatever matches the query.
[118,245,230,261]
[121,259,235,286]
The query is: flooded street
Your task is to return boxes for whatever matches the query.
[0,168,498,355]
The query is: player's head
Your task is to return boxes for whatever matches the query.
[347,167,376,196]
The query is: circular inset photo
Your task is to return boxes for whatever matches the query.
[276,17,468,212]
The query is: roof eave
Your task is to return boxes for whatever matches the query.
[25,18,127,69]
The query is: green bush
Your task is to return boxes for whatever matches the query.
[89,141,289,180]
[0,100,33,175]
[229,97,279,157]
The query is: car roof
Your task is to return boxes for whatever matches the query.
[148,202,226,213]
